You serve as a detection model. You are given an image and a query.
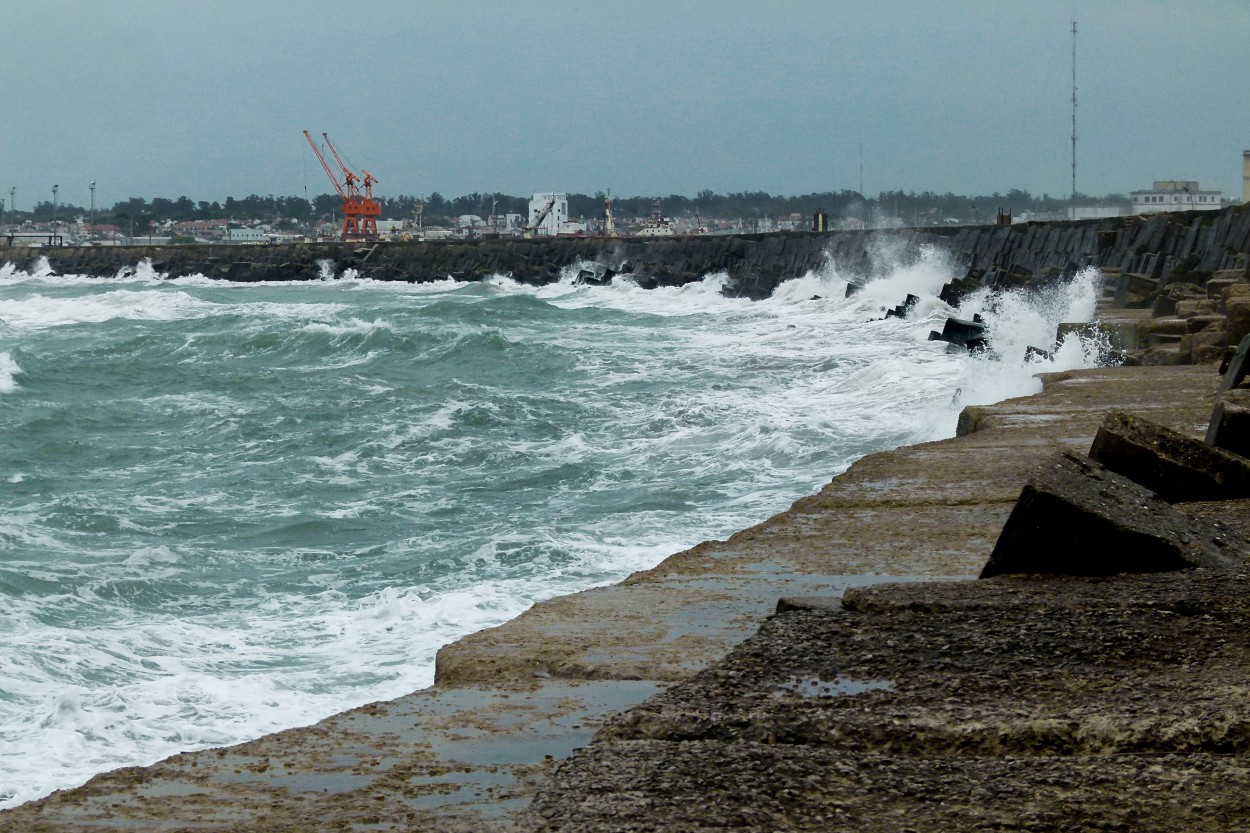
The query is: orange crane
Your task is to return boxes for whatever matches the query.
[302,130,381,241]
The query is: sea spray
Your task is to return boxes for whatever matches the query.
[0,255,1105,808]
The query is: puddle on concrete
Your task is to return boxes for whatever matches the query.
[776,676,894,699]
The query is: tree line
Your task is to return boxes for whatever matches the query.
[9,188,1130,232]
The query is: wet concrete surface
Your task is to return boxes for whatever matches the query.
[528,569,1250,831]
[1,363,1223,831]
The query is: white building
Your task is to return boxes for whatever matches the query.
[1070,205,1131,221]
[527,193,568,236]
[226,227,266,242]
[1130,181,1223,215]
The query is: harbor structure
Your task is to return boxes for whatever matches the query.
[1130,181,1223,215]
[527,193,568,236]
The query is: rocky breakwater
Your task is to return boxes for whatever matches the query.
[4,233,871,298]
[6,203,1250,304]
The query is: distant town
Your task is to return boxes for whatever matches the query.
[1,180,1243,248]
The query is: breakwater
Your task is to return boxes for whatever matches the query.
[6,204,1250,298]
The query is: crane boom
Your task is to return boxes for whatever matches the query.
[322,132,360,196]
[303,130,346,199]
[524,195,557,238]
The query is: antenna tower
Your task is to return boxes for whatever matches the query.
[1070,15,1078,221]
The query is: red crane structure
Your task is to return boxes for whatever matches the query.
[303,130,382,241]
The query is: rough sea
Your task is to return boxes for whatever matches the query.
[0,246,1105,808]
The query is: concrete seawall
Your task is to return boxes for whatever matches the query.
[6,204,1250,299]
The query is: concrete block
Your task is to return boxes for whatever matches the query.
[1175,299,1219,318]
[1206,391,1250,460]
[1219,334,1250,393]
[1138,317,1189,337]
[1089,410,1250,502]
[1191,324,1228,357]
[1207,277,1245,302]
[1186,314,1226,334]
[1227,297,1250,347]
[1140,347,1185,366]
[980,451,1246,579]
[1188,318,1228,365]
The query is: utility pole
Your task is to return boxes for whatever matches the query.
[9,188,15,227]
[1070,15,1078,221]
[90,182,97,242]
[52,184,59,236]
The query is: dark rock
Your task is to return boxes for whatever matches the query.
[979,451,1247,579]
[1088,410,1250,501]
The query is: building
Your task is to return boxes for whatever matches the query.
[226,227,266,242]
[527,193,568,236]
[1130,181,1223,215]
[1069,205,1131,221]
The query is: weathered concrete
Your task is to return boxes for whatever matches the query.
[527,571,1250,832]
[1207,390,1250,458]
[1089,409,1250,501]
[979,450,1246,578]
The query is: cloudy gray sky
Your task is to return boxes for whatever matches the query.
[4,1,1248,209]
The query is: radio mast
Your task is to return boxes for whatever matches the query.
[1070,15,1078,221]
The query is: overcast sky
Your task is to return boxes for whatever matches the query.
[4,1,1249,209]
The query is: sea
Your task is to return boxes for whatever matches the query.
[0,245,1105,808]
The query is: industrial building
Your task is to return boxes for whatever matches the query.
[1130,180,1224,215]
[527,193,568,236]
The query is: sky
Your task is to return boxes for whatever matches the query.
[3,0,1249,210]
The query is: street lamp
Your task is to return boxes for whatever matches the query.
[8,188,14,228]
[90,181,96,242]
[51,184,59,237]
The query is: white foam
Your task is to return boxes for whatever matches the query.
[299,317,393,337]
[0,351,21,393]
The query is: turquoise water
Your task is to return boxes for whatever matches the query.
[0,252,1102,807]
